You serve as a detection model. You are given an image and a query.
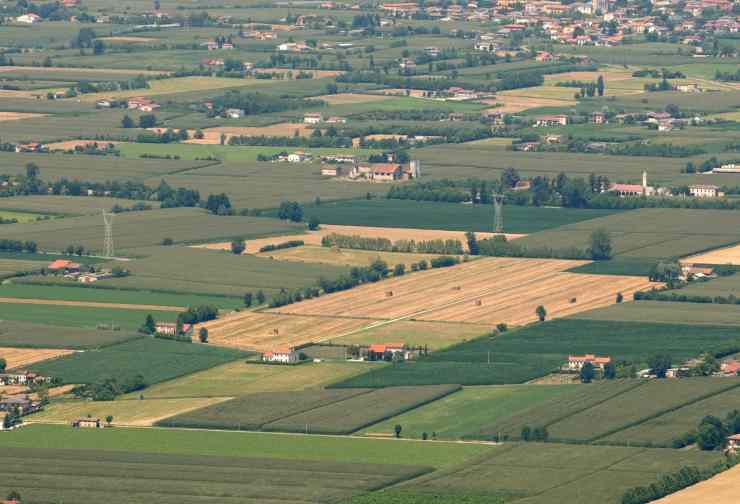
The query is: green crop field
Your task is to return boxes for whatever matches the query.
[604,386,740,446]
[0,301,180,330]
[680,274,740,298]
[157,388,371,430]
[0,196,161,215]
[515,208,740,260]
[468,380,643,441]
[363,385,577,440]
[134,361,373,398]
[0,320,141,349]
[0,208,302,254]
[0,423,491,468]
[573,301,740,326]
[29,338,247,386]
[50,246,349,297]
[396,443,723,504]
[286,199,620,234]
[334,319,740,388]
[0,257,46,279]
[547,377,740,443]
[0,283,244,309]
[264,385,461,435]
[0,446,432,504]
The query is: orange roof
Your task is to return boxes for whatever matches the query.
[369,344,387,353]
[568,354,611,364]
[47,259,79,269]
[371,164,401,174]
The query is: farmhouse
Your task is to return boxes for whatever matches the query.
[370,163,403,182]
[591,111,607,124]
[0,371,51,386]
[16,13,41,24]
[0,396,39,415]
[721,359,740,376]
[304,113,323,124]
[689,184,723,198]
[47,259,81,272]
[321,165,344,177]
[127,97,159,111]
[225,108,244,119]
[287,151,312,163]
[262,347,299,364]
[73,417,102,428]
[565,354,612,371]
[728,434,740,453]
[534,115,568,127]
[155,322,193,337]
[368,343,405,360]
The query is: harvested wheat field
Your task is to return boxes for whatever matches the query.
[194,224,515,254]
[45,139,118,151]
[0,347,74,369]
[203,258,657,351]
[682,244,740,265]
[0,112,47,122]
[184,124,311,144]
[202,312,371,351]
[653,464,740,504]
[314,93,394,105]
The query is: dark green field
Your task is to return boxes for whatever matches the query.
[279,199,619,233]
[0,320,141,349]
[333,319,740,388]
[29,338,247,385]
[0,446,431,504]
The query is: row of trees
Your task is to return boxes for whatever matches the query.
[321,233,465,255]
[72,375,147,401]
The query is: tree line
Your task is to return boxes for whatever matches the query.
[321,233,464,255]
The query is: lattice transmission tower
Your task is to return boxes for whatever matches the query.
[102,210,115,258]
[493,193,504,234]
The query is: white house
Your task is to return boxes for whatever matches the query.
[262,347,299,364]
[16,13,41,24]
[689,184,723,198]
[225,108,244,119]
[303,113,323,124]
[565,354,612,371]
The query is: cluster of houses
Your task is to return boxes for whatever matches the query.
[608,171,725,199]
[45,259,116,284]
[564,353,740,380]
[321,160,422,182]
[261,342,418,364]
[127,97,160,112]
[303,113,346,125]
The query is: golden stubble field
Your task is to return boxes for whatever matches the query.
[0,347,74,369]
[201,257,658,351]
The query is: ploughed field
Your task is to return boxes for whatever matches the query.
[0,347,74,369]
[203,257,657,351]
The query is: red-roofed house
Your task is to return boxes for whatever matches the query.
[566,354,611,371]
[262,347,299,364]
[721,360,740,376]
[370,164,403,182]
[47,259,81,272]
[368,342,404,360]
[155,322,193,337]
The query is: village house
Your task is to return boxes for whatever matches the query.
[534,114,568,127]
[325,116,347,124]
[728,434,740,453]
[320,165,344,177]
[47,259,81,273]
[303,112,323,124]
[399,58,416,72]
[689,184,723,198]
[15,143,45,153]
[591,111,607,124]
[16,13,41,24]
[225,108,244,119]
[366,163,403,182]
[565,354,612,371]
[287,151,312,163]
[262,347,299,364]
[721,359,740,376]
[0,396,40,415]
[73,417,103,428]
[321,154,356,164]
[0,371,51,386]
[277,42,310,52]
[127,97,158,111]
[367,343,405,360]
[155,322,193,337]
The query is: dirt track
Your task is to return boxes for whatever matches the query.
[0,297,185,312]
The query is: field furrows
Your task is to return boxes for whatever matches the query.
[0,347,74,369]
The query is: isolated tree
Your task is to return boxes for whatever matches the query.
[0,357,6,371]
[161,237,174,246]
[394,263,405,276]
[580,362,595,383]
[648,354,672,379]
[142,314,156,334]
[697,416,727,451]
[25,162,40,179]
[243,292,253,307]
[535,305,547,322]
[616,292,623,303]
[255,290,266,305]
[496,323,508,333]
[6,491,21,502]
[194,129,204,139]
[308,215,320,231]
[106,415,113,426]
[588,228,612,260]
[199,327,209,343]
[231,240,245,255]
[500,167,521,189]
[93,39,105,55]
[138,114,157,128]
[465,231,480,256]
[603,361,616,380]
[597,75,605,96]
[394,424,402,438]
[121,115,135,128]
[520,425,531,441]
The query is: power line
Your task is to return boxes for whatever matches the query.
[102,210,115,258]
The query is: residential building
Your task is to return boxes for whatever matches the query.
[591,111,607,124]
[689,184,723,198]
[325,116,347,124]
[155,322,193,337]
[262,347,299,364]
[47,259,81,272]
[320,165,344,177]
[0,371,51,386]
[0,396,39,415]
[303,112,323,124]
[370,163,403,181]
[368,343,405,360]
[565,354,612,371]
[287,151,311,163]
[16,13,41,24]
[73,418,102,428]
[534,114,568,127]
[728,434,740,453]
[722,360,740,376]
[225,108,244,119]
